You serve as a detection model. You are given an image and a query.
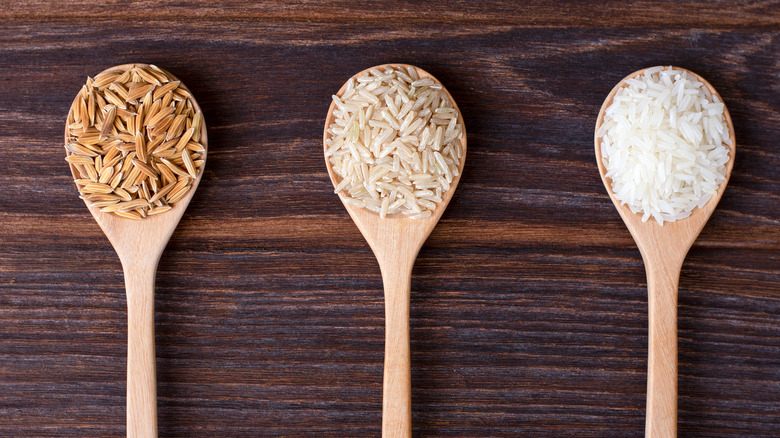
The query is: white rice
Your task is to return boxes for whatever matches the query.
[325,65,464,218]
[597,66,731,225]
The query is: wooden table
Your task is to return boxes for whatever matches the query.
[1,1,778,436]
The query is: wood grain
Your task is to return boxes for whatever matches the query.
[0,1,778,437]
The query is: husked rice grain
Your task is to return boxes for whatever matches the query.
[325,65,464,218]
[597,66,730,225]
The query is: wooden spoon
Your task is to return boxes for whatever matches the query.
[65,64,207,438]
[594,66,735,437]
[323,64,467,437]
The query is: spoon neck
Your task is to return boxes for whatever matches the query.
[641,252,684,302]
[368,227,422,272]
[118,254,160,276]
[644,260,681,306]
[637,239,687,275]
[375,249,414,293]
[116,247,163,304]
[114,239,165,271]
[120,256,159,300]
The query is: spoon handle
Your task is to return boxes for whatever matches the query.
[644,257,682,438]
[123,262,158,438]
[379,256,414,438]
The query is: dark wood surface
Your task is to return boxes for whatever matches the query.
[0,1,778,436]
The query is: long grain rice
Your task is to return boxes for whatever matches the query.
[597,66,730,225]
[326,66,464,218]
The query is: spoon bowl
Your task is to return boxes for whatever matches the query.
[323,64,467,437]
[594,66,735,437]
[65,63,207,437]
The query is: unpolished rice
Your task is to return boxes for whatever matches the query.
[65,64,206,219]
[325,65,464,218]
[597,66,730,225]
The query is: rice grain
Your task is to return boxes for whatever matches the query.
[326,66,464,218]
[598,67,730,225]
[65,64,206,219]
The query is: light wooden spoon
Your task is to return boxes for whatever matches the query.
[65,64,207,438]
[594,66,735,437]
[323,64,467,438]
